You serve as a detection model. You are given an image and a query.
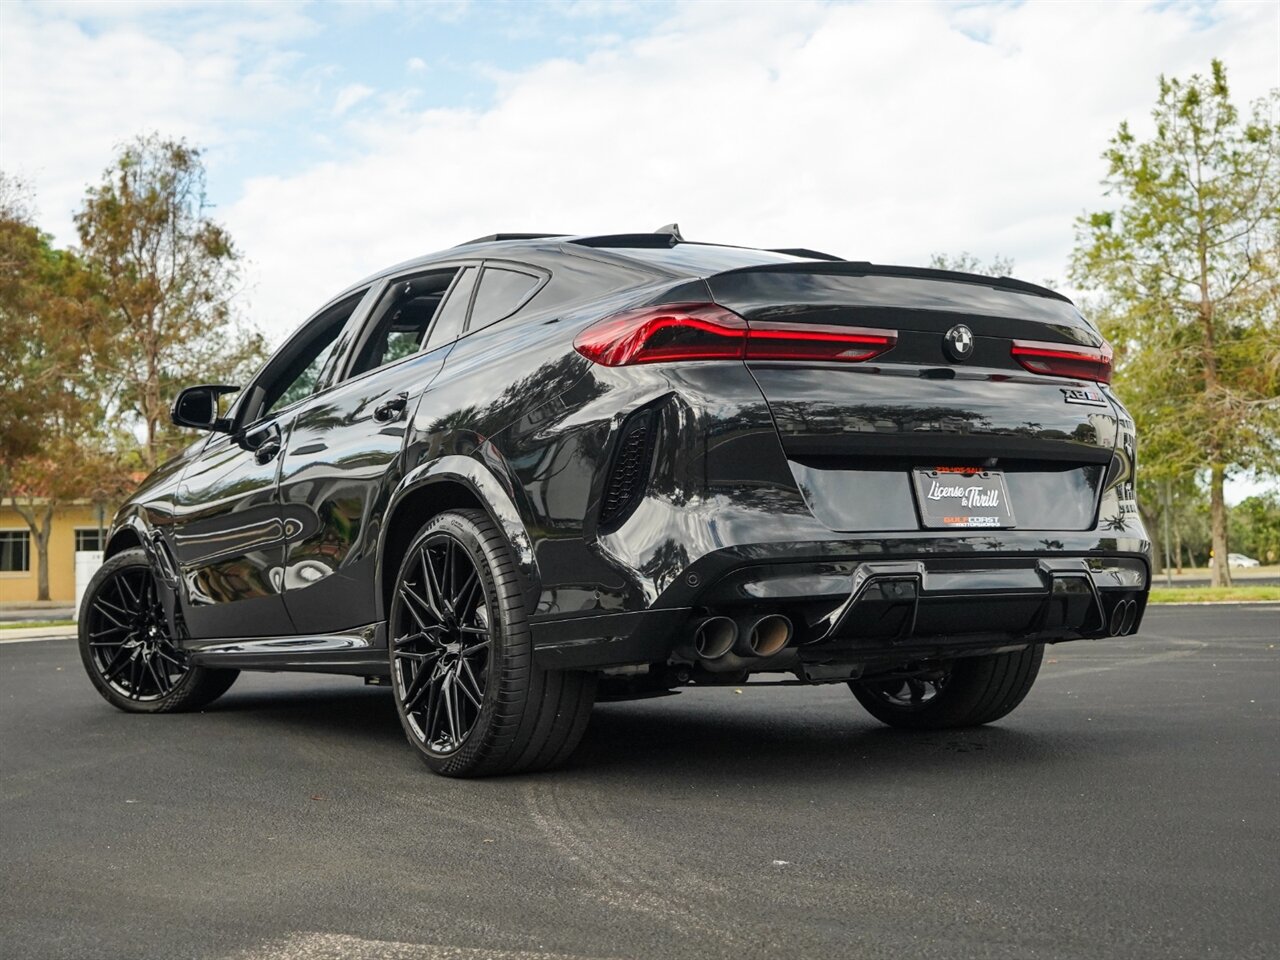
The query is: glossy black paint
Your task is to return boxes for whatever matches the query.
[109,236,1151,680]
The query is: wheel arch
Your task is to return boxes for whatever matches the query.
[378,454,540,622]
[104,519,145,559]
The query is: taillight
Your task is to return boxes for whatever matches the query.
[1011,339,1113,384]
[574,303,897,367]
[573,303,746,366]
[746,321,896,362]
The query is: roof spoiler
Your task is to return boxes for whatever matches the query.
[710,260,1071,303]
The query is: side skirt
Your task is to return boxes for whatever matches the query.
[184,622,391,677]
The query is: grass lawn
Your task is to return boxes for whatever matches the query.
[0,619,77,630]
[1148,585,1280,603]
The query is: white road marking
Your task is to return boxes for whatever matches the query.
[225,932,613,960]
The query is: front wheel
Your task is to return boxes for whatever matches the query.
[78,549,238,713]
[389,509,596,777]
[849,644,1044,730]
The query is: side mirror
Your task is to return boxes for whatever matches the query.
[171,384,239,432]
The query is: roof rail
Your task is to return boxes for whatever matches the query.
[768,247,844,262]
[456,233,568,247]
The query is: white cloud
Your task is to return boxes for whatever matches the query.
[220,1,1279,337]
[0,1,314,235]
[406,56,428,72]
[332,83,375,116]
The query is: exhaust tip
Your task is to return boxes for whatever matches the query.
[1119,600,1138,636]
[1108,600,1127,637]
[694,616,737,660]
[746,614,792,657]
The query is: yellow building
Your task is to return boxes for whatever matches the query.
[0,501,113,605]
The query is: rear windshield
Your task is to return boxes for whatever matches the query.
[601,244,815,275]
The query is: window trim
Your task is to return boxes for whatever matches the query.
[337,264,474,385]
[227,286,378,433]
[464,259,551,335]
[425,264,481,348]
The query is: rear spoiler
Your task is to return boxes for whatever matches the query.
[710,260,1072,304]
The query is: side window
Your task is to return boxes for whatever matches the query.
[468,266,543,332]
[424,267,476,350]
[349,270,459,377]
[252,290,368,422]
[264,319,348,418]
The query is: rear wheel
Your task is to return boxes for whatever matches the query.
[78,549,238,713]
[849,644,1044,729]
[389,509,596,777]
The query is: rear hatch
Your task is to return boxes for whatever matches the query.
[706,263,1119,533]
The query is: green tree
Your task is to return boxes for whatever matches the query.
[0,175,128,599]
[1071,60,1280,586]
[928,252,1016,277]
[74,135,268,470]
[1230,493,1280,564]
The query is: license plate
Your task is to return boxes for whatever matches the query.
[911,467,1016,529]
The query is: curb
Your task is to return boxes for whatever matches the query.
[0,625,79,643]
[1147,600,1280,607]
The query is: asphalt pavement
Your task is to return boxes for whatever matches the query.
[2,605,1277,960]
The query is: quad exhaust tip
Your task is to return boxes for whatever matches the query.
[693,616,737,660]
[1109,599,1138,637]
[735,614,793,658]
[692,613,794,661]
[1119,599,1138,636]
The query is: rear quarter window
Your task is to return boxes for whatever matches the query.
[468,266,544,331]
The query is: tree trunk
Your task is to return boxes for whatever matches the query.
[1139,500,1163,575]
[11,499,55,601]
[1209,464,1232,588]
[1173,523,1183,575]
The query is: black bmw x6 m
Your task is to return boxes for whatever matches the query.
[79,230,1151,777]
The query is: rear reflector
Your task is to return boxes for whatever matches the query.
[1011,339,1113,384]
[574,303,896,367]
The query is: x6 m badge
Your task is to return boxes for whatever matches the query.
[1061,386,1107,407]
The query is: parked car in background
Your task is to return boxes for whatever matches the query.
[1209,553,1262,568]
[77,229,1152,777]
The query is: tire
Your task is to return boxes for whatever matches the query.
[389,509,596,777]
[78,548,239,713]
[849,644,1044,730]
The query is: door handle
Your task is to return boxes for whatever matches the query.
[254,436,282,464]
[246,422,282,464]
[374,391,410,423]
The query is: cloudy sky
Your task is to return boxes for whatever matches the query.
[2,0,1277,345]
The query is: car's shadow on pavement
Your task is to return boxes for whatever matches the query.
[201,682,1152,782]
[208,684,404,748]
[571,699,1105,783]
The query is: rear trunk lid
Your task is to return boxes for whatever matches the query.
[706,263,1120,533]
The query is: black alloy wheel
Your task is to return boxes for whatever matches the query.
[78,549,239,713]
[392,528,492,754]
[389,510,596,777]
[85,563,187,701]
[849,645,1044,730]
[858,672,950,712]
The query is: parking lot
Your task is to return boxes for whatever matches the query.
[2,604,1277,960]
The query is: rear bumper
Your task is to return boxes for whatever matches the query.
[532,545,1150,670]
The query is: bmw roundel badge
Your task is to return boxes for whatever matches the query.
[944,323,974,361]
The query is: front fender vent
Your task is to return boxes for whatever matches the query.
[599,410,656,529]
